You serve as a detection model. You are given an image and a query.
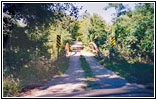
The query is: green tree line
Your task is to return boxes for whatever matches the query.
[77,3,154,86]
[3,3,154,96]
[78,3,154,63]
[3,3,80,96]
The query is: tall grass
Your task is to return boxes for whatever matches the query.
[94,56,154,85]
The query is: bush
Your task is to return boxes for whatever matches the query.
[3,55,70,97]
[3,75,22,97]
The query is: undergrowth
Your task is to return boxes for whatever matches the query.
[3,56,69,97]
[94,56,154,86]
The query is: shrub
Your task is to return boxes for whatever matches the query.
[3,75,22,97]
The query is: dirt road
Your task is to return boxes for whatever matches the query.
[22,41,154,97]
[23,43,87,97]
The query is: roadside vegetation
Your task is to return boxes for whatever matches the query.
[79,4,154,64]
[3,56,69,97]
[3,3,79,97]
[94,56,154,86]
[79,3,154,88]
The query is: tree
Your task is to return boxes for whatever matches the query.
[78,13,108,48]
[3,3,80,75]
[78,17,91,45]
[88,14,107,47]
[113,3,154,62]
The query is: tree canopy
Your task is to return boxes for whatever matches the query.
[3,3,154,97]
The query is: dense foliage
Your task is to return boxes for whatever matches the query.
[3,3,80,96]
[79,3,154,86]
[79,3,154,63]
[3,3,154,97]
[78,13,108,47]
[114,3,154,62]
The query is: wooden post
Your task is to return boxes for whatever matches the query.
[57,47,59,59]
[110,35,115,61]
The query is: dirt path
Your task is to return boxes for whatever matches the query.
[81,50,130,89]
[21,41,153,97]
[23,51,87,97]
[80,50,154,97]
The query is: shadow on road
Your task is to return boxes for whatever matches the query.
[23,50,154,97]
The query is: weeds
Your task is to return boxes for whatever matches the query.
[3,75,22,97]
[94,56,154,86]
[3,56,69,97]
[80,56,98,88]
[80,56,94,78]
